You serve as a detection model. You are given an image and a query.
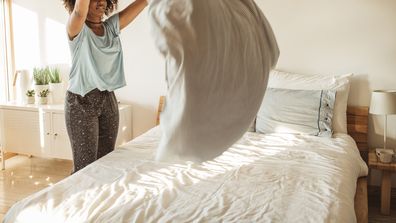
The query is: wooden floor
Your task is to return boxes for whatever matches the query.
[1,155,396,222]
[368,187,396,223]
[0,155,72,221]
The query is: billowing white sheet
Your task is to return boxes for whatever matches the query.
[149,0,279,161]
[4,128,367,223]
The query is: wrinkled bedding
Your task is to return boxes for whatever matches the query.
[5,127,368,223]
[148,0,279,161]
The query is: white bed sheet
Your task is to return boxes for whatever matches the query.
[4,127,368,223]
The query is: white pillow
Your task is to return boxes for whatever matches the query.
[267,70,352,134]
[256,88,336,137]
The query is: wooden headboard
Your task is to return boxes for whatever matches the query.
[347,106,369,162]
[156,96,166,125]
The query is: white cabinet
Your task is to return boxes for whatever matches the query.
[0,102,133,165]
[41,111,73,160]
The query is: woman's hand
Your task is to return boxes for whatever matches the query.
[67,0,90,40]
[119,0,148,30]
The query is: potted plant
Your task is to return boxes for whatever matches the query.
[38,89,50,105]
[33,67,50,101]
[49,67,64,104]
[25,89,35,104]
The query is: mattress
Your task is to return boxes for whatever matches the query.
[4,127,368,223]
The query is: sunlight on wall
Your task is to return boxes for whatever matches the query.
[12,3,71,69]
[12,4,40,69]
[45,18,70,65]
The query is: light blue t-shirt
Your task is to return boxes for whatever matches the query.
[68,14,126,96]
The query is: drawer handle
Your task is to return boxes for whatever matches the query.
[54,133,58,136]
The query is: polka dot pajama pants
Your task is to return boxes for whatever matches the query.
[65,89,119,173]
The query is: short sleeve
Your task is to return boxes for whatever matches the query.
[68,25,87,51]
[105,14,120,36]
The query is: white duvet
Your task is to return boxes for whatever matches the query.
[149,0,279,161]
[4,128,367,223]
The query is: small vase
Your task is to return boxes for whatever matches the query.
[26,96,35,104]
[38,97,48,105]
[34,85,49,102]
[49,82,64,104]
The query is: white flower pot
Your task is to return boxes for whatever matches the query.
[38,97,48,105]
[26,96,35,104]
[34,85,49,103]
[49,82,64,104]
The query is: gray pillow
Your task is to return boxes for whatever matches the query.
[256,88,336,137]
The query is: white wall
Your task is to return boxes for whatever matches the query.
[116,1,166,138]
[12,0,70,67]
[11,0,396,185]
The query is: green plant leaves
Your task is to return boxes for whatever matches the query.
[50,68,61,83]
[38,89,49,97]
[33,66,62,85]
[25,89,35,97]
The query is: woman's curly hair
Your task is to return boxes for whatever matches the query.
[63,0,118,16]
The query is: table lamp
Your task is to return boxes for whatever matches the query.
[369,90,396,152]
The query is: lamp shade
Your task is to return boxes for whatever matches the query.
[369,90,396,115]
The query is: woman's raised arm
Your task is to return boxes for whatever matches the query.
[119,0,148,30]
[67,0,90,40]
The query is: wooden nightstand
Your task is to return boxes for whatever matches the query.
[368,151,396,215]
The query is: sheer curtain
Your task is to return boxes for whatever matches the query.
[0,0,12,103]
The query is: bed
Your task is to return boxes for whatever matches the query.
[4,70,370,223]
[4,107,368,222]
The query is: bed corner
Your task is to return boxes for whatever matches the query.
[347,106,369,223]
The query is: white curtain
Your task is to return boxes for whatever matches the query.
[0,0,12,103]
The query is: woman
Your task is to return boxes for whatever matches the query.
[62,0,147,173]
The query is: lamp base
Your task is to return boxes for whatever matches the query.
[375,148,395,163]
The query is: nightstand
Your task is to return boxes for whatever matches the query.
[368,151,396,215]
